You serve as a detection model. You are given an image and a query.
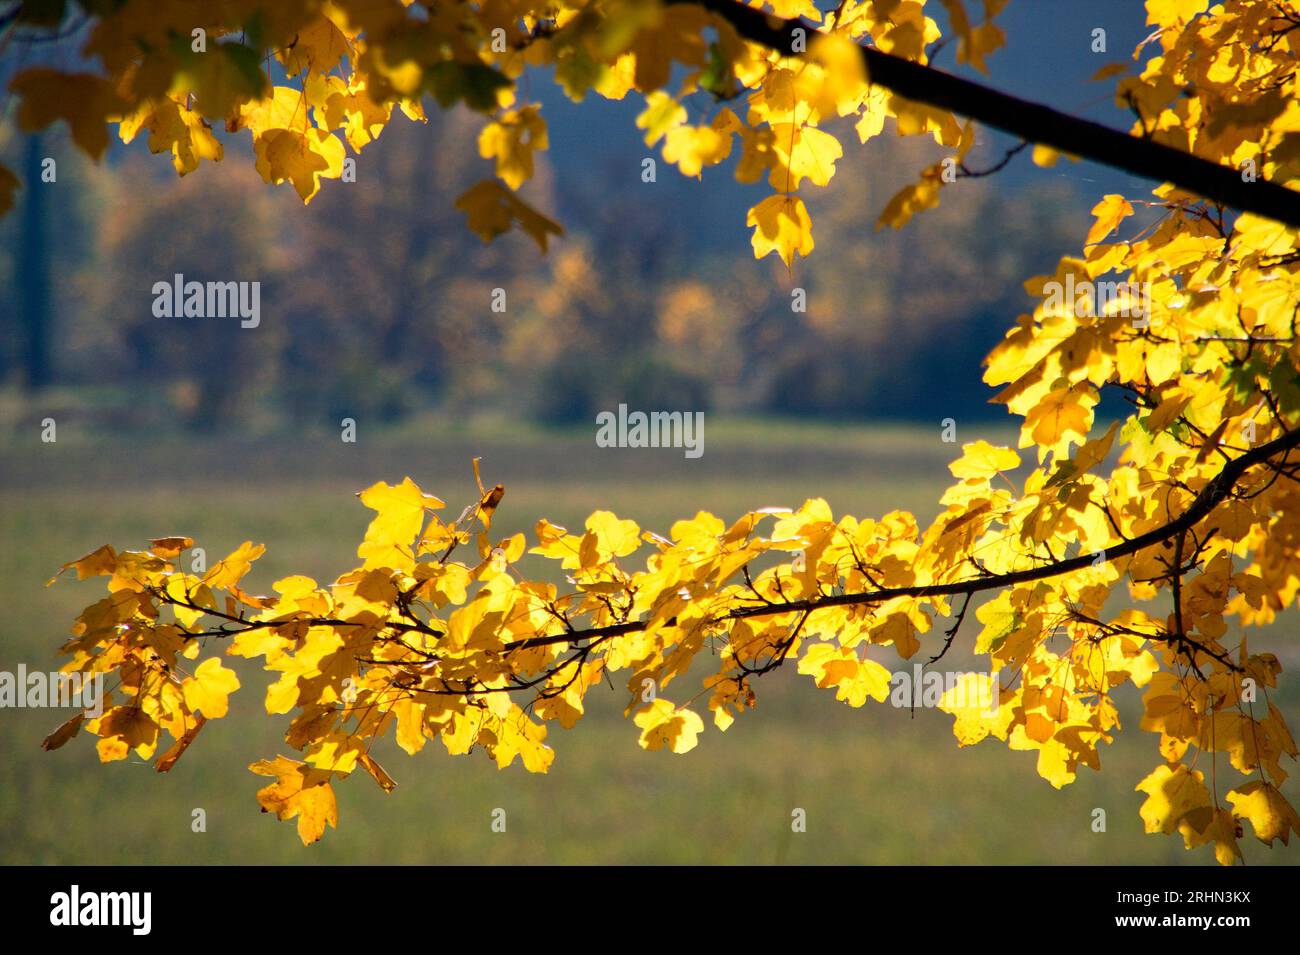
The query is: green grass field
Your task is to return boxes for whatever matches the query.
[2,419,1296,864]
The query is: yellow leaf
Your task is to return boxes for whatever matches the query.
[358,752,397,793]
[937,0,1005,73]
[316,77,391,150]
[1146,0,1209,28]
[797,644,891,706]
[149,537,194,559]
[872,611,921,661]
[455,178,564,252]
[1085,194,1134,246]
[90,706,159,762]
[769,124,842,190]
[204,541,266,590]
[166,574,215,628]
[805,33,868,119]
[249,755,338,845]
[253,128,346,203]
[357,477,444,569]
[489,710,556,772]
[47,544,117,585]
[855,87,889,143]
[1227,781,1300,846]
[155,714,207,772]
[278,14,350,75]
[479,105,548,190]
[12,69,125,160]
[1135,764,1214,845]
[766,0,822,19]
[231,86,310,137]
[119,96,224,175]
[304,730,364,774]
[747,194,813,265]
[662,112,737,178]
[634,699,705,753]
[182,658,241,718]
[1031,144,1059,167]
[939,673,1011,745]
[393,699,428,755]
[1023,388,1093,458]
[635,91,686,146]
[949,440,1021,481]
[877,175,941,230]
[583,510,641,563]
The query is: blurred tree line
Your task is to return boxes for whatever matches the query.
[1,105,1079,431]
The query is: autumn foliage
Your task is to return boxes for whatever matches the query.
[12,0,1300,860]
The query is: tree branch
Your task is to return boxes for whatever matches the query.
[504,424,1300,651]
[672,0,1300,228]
[150,426,1300,687]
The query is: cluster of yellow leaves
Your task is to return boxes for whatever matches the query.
[952,0,1300,863]
[3,0,1007,248]
[2,0,551,239]
[29,0,1300,862]
[42,536,244,769]
[49,409,1299,859]
[635,1,1004,262]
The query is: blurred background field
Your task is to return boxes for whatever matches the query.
[2,421,1296,865]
